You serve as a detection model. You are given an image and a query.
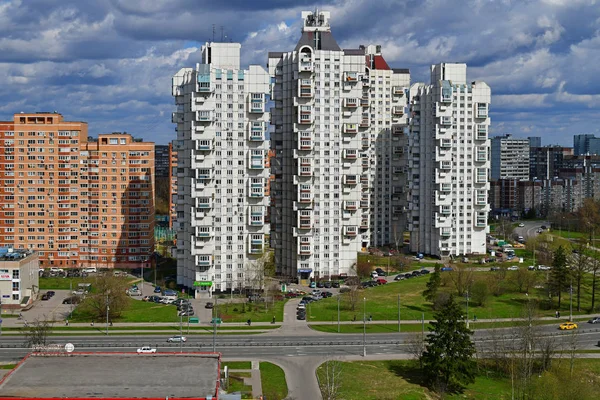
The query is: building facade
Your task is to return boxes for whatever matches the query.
[172,42,271,298]
[0,113,154,269]
[528,136,541,148]
[168,142,178,229]
[529,145,573,180]
[0,249,39,309]
[573,134,600,156]
[408,63,491,258]
[155,144,171,177]
[267,11,409,281]
[490,134,529,181]
[79,133,155,269]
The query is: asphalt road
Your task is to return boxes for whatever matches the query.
[514,220,550,240]
[1,325,599,363]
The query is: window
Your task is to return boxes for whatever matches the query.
[12,270,19,279]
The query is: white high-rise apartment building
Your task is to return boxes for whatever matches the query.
[490,134,530,181]
[408,63,491,258]
[268,11,410,282]
[172,43,270,298]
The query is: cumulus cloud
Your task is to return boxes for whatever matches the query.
[0,0,599,144]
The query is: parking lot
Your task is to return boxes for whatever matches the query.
[22,289,73,323]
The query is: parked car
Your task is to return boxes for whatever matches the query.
[420,269,430,275]
[538,265,551,271]
[404,273,413,279]
[297,304,306,311]
[137,346,157,354]
[588,316,600,324]
[507,266,519,271]
[331,282,340,288]
[62,296,79,305]
[441,266,453,272]
[154,286,162,293]
[370,271,379,279]
[297,313,306,320]
[541,225,547,230]
[323,281,332,288]
[376,278,387,285]
[528,265,536,271]
[47,291,56,298]
[559,322,577,330]
[309,282,316,289]
[41,293,50,301]
[178,309,194,317]
[167,335,187,343]
[490,266,501,271]
[394,274,404,281]
[411,270,421,277]
[205,302,214,309]
[316,281,324,288]
[518,223,525,227]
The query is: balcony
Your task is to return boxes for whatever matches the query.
[440,139,452,149]
[393,86,405,96]
[298,79,313,98]
[298,188,313,203]
[196,255,212,267]
[249,122,267,141]
[341,225,357,237]
[196,198,212,209]
[248,179,265,198]
[476,125,487,140]
[359,118,369,128]
[440,183,451,192]
[441,228,451,237]
[360,218,369,229]
[476,150,487,162]
[361,139,370,149]
[360,200,370,209]
[476,103,488,118]
[393,146,404,156]
[440,116,452,126]
[440,161,452,170]
[172,112,183,124]
[342,149,358,160]
[247,150,264,170]
[440,206,451,216]
[297,211,312,230]
[298,243,312,255]
[298,131,313,151]
[248,207,265,226]
[298,164,312,177]
[343,175,358,185]
[249,95,265,113]
[196,227,213,238]
[344,72,359,82]
[392,106,404,116]
[299,55,313,72]
[195,140,213,151]
[197,111,214,122]
[476,219,487,228]
[343,201,358,211]
[298,106,313,125]
[344,98,358,108]
[476,196,487,206]
[343,124,358,134]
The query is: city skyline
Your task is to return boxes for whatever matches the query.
[0,0,599,145]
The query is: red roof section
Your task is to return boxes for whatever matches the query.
[366,55,391,70]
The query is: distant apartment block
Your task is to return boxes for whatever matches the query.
[267,10,410,281]
[155,144,171,177]
[172,42,271,298]
[408,63,491,257]
[573,134,600,156]
[168,142,178,229]
[529,145,573,180]
[490,134,529,181]
[528,136,541,148]
[0,113,155,269]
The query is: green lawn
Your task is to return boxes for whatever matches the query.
[0,364,16,370]
[226,375,253,399]
[318,359,600,400]
[259,362,288,400]
[215,299,287,323]
[70,297,179,323]
[39,277,91,291]
[308,271,597,323]
[222,361,252,370]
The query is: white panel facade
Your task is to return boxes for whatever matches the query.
[172,43,270,298]
[408,63,491,258]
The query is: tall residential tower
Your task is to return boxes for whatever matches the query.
[268,11,410,282]
[172,43,271,298]
[408,64,491,258]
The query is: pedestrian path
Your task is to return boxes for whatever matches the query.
[250,361,263,399]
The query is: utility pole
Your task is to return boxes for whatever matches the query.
[337,295,340,333]
[141,262,144,297]
[179,310,183,353]
[212,298,218,352]
[465,289,470,329]
[569,277,573,322]
[363,297,366,357]
[421,312,425,344]
[0,289,3,336]
[397,294,401,332]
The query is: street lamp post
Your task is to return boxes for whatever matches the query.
[465,289,470,329]
[337,295,340,333]
[397,294,401,332]
[363,297,366,357]
[569,277,573,322]
[212,298,218,352]
[179,309,183,353]
[105,291,110,336]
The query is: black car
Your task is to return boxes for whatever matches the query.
[297,313,306,320]
[321,291,333,298]
[41,293,50,301]
[205,302,214,309]
[375,268,385,274]
[589,316,600,324]
[376,271,387,277]
[404,273,412,279]
[411,270,421,277]
[47,291,56,297]
[394,275,404,281]
[316,281,324,288]
[331,281,340,288]
[323,281,332,288]
[420,269,430,275]
[541,225,547,230]
[62,296,79,305]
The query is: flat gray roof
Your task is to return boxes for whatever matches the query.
[0,353,220,398]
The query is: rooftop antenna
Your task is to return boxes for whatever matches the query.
[212,24,216,42]
[221,26,224,41]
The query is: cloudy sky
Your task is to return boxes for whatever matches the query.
[1,0,599,146]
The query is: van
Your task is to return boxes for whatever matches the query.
[162,290,178,301]
[50,267,64,273]
[83,267,97,274]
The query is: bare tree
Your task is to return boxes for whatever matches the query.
[590,252,600,312]
[447,265,474,296]
[318,359,344,400]
[22,317,53,348]
[536,335,558,373]
[577,198,600,244]
[567,328,579,378]
[405,332,426,368]
[570,241,591,312]
[79,274,130,320]
[345,283,360,313]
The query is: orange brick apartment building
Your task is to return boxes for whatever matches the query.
[0,112,155,269]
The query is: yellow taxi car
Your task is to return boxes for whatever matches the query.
[559,322,578,330]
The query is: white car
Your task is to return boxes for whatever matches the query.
[507,266,519,271]
[538,265,551,271]
[167,335,187,343]
[518,223,525,227]
[136,346,156,354]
